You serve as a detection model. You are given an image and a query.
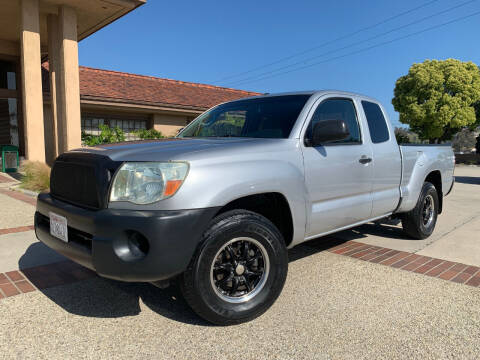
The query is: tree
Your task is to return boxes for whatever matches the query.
[474,101,480,129]
[392,59,480,143]
[451,128,476,153]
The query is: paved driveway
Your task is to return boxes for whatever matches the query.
[0,166,479,359]
[1,246,480,359]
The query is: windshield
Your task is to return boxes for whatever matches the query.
[178,95,311,139]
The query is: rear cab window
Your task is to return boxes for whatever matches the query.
[361,101,390,144]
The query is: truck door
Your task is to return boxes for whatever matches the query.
[301,96,374,238]
[360,100,402,218]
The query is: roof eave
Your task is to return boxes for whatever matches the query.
[78,0,146,42]
[80,95,208,113]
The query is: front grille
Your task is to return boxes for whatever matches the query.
[50,152,121,209]
[51,161,99,207]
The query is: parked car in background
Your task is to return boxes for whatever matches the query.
[35,91,455,325]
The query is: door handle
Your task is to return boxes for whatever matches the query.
[359,156,372,164]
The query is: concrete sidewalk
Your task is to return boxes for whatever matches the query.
[418,216,480,265]
[0,184,65,273]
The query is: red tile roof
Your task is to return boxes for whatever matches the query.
[42,64,260,111]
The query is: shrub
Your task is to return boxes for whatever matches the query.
[134,128,164,139]
[82,125,126,146]
[20,161,51,192]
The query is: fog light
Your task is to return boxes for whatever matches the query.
[114,230,149,262]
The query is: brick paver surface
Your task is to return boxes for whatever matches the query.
[324,240,480,288]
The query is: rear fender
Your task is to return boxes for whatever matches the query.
[396,159,443,213]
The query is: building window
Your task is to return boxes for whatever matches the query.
[81,114,148,141]
[109,119,147,140]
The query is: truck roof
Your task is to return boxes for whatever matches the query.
[228,90,382,104]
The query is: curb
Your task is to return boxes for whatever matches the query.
[8,185,39,198]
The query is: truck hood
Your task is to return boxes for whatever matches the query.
[70,137,284,162]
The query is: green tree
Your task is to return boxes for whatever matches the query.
[474,101,480,129]
[451,128,476,153]
[392,59,480,143]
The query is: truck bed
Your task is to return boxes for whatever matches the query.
[397,144,455,213]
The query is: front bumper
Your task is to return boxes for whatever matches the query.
[35,193,219,282]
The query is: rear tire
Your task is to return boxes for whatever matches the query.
[401,182,439,240]
[180,210,288,325]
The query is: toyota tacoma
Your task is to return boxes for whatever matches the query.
[35,91,455,325]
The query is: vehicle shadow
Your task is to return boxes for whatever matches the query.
[18,244,209,326]
[455,176,480,185]
[19,220,408,325]
[335,222,411,241]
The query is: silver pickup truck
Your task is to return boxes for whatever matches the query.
[35,91,454,325]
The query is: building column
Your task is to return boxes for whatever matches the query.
[20,0,46,162]
[56,5,81,153]
[46,14,60,163]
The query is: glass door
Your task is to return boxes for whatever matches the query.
[0,60,19,148]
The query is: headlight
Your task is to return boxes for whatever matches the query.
[110,162,189,204]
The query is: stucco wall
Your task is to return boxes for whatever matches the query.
[153,113,189,137]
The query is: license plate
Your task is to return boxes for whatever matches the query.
[49,212,68,243]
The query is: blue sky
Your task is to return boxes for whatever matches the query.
[79,0,480,128]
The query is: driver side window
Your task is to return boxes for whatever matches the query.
[306,98,361,144]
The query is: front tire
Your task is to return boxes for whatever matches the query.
[401,182,439,240]
[180,210,288,325]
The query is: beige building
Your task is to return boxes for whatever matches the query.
[0,0,258,165]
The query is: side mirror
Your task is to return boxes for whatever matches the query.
[310,119,350,146]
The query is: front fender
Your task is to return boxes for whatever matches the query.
[183,160,308,247]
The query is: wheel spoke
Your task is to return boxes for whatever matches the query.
[242,275,252,292]
[216,273,234,287]
[245,268,263,277]
[225,245,236,261]
[214,263,232,272]
[246,251,262,264]
[231,277,239,294]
